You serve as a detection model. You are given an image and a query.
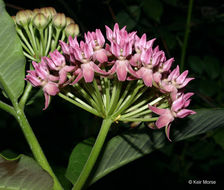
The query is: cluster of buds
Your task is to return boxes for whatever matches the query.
[26,23,195,141]
[12,7,79,62]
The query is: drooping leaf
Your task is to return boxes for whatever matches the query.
[65,138,95,184]
[0,0,25,100]
[0,154,53,190]
[65,109,224,185]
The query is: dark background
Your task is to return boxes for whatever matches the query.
[1,0,224,189]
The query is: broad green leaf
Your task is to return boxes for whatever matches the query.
[65,138,95,184]
[0,0,25,100]
[142,0,163,22]
[0,154,53,190]
[65,109,224,185]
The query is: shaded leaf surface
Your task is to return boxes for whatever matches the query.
[90,109,224,184]
[65,138,95,185]
[0,154,53,190]
[65,109,224,185]
[0,0,25,100]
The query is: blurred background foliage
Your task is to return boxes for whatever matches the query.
[1,0,224,188]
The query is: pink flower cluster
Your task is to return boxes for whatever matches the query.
[26,23,195,139]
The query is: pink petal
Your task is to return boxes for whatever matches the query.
[141,68,153,87]
[70,70,83,85]
[163,58,174,71]
[156,110,174,129]
[153,72,162,83]
[43,92,50,110]
[81,63,94,83]
[165,124,172,142]
[59,69,67,84]
[116,60,128,81]
[93,49,108,63]
[43,81,59,96]
[178,77,195,89]
[176,109,196,118]
[95,29,105,46]
[148,105,167,115]
[171,96,185,112]
[59,40,70,55]
[176,70,188,84]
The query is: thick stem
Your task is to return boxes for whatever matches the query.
[13,103,63,190]
[73,117,113,190]
[180,0,194,72]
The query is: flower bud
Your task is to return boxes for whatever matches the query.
[40,7,57,21]
[33,8,40,17]
[66,17,75,26]
[33,13,48,29]
[52,13,67,29]
[16,9,33,26]
[65,23,80,37]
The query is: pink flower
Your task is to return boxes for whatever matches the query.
[153,58,174,84]
[159,65,194,97]
[148,94,196,141]
[136,48,164,87]
[69,40,107,83]
[26,61,59,110]
[44,50,75,84]
[84,29,108,63]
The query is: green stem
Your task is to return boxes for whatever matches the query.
[45,23,53,55]
[16,28,35,55]
[112,83,144,117]
[118,117,158,122]
[51,28,61,51]
[39,29,45,56]
[108,79,122,115]
[13,103,63,190]
[19,82,33,110]
[93,79,105,116]
[58,92,101,117]
[104,77,110,112]
[0,100,16,116]
[73,84,98,110]
[28,24,38,54]
[72,117,113,190]
[180,0,194,72]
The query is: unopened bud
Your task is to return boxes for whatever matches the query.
[66,17,75,26]
[16,9,33,26]
[53,13,66,29]
[65,23,80,37]
[48,7,57,17]
[33,8,40,17]
[33,13,48,29]
[40,7,56,21]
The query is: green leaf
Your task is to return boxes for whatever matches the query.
[0,0,25,100]
[116,6,141,31]
[88,108,224,184]
[0,154,53,190]
[142,0,163,22]
[65,138,95,184]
